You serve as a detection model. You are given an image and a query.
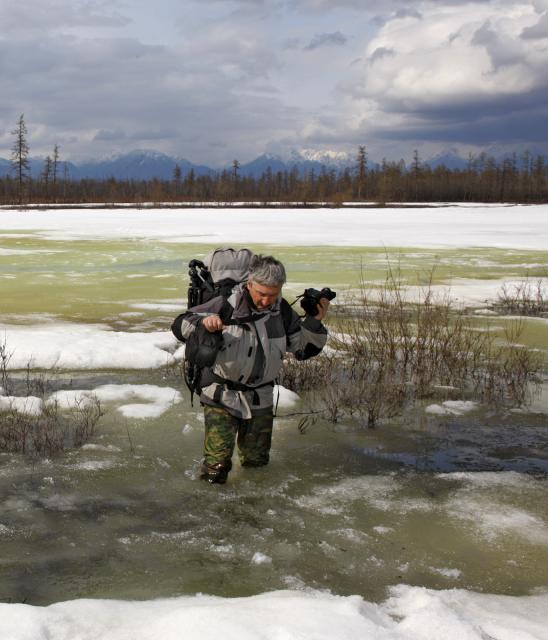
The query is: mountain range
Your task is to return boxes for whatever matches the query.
[0,147,543,181]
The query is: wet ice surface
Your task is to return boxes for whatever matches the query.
[1,208,547,635]
[1,377,547,610]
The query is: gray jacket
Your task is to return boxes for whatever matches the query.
[172,283,328,419]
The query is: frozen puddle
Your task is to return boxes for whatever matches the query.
[1,586,547,640]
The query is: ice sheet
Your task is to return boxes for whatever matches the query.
[1,205,547,249]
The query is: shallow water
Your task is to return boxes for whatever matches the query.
[1,371,547,605]
[1,211,547,608]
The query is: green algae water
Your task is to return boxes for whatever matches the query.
[1,223,547,606]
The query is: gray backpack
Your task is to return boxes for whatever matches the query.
[187,248,254,307]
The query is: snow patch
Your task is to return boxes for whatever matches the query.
[429,566,462,579]
[447,498,548,546]
[274,385,300,409]
[0,205,546,249]
[2,586,546,640]
[294,476,399,515]
[1,323,180,370]
[130,303,184,312]
[426,400,478,416]
[0,395,43,416]
[373,526,395,535]
[251,552,273,565]
[49,385,182,419]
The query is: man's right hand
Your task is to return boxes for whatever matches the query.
[202,315,224,332]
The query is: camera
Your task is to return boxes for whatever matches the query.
[300,287,336,316]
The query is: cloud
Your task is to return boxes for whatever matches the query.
[94,129,126,141]
[521,11,548,39]
[0,0,130,34]
[304,31,348,50]
[298,0,548,155]
[352,2,548,111]
[2,0,548,166]
[369,47,395,63]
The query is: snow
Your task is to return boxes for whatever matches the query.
[0,395,43,416]
[273,385,300,408]
[1,205,547,248]
[406,277,548,308]
[2,205,547,631]
[251,552,272,565]
[49,384,182,419]
[446,499,548,546]
[1,323,180,370]
[129,303,184,312]
[426,401,478,416]
[429,567,462,579]
[1,587,547,640]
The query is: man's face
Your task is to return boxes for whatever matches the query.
[247,280,282,311]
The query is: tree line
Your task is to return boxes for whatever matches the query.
[3,115,548,206]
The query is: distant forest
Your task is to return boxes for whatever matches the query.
[3,152,547,207]
[3,115,548,206]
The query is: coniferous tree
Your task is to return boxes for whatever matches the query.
[356,145,368,200]
[10,114,30,205]
[41,155,53,200]
[232,159,240,200]
[173,164,182,198]
[52,144,60,201]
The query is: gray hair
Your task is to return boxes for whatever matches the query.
[248,254,286,287]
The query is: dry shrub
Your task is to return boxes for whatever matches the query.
[495,277,548,316]
[0,341,104,456]
[0,395,104,457]
[281,272,542,428]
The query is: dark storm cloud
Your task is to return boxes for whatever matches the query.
[369,80,548,146]
[304,32,348,51]
[376,107,548,146]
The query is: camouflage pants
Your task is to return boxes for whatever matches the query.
[203,405,273,469]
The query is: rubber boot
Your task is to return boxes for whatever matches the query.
[200,461,231,484]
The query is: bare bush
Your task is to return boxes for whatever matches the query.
[281,272,542,428]
[495,278,548,316]
[0,341,104,456]
[0,392,103,457]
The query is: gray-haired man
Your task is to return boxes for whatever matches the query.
[172,255,329,484]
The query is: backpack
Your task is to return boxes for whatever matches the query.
[180,248,293,404]
[188,247,254,308]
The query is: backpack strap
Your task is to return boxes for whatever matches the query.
[280,298,294,341]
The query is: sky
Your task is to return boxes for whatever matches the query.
[1,0,548,166]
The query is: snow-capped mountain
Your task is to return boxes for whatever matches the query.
[73,149,213,180]
[1,146,546,181]
[290,148,353,168]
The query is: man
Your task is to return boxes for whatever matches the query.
[171,254,329,484]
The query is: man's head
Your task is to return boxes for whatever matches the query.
[247,255,286,311]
